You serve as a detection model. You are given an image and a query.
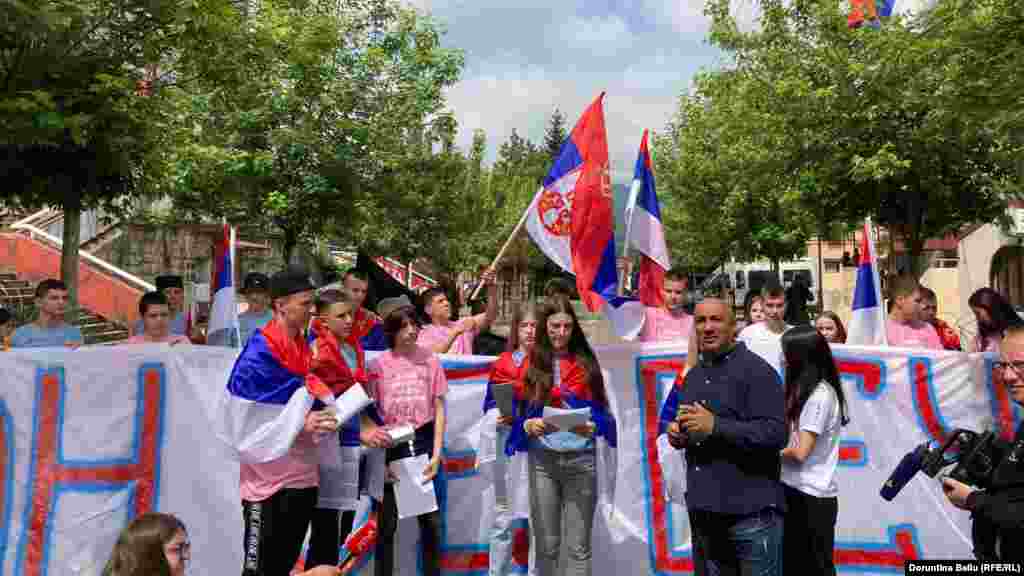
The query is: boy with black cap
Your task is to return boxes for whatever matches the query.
[133,275,188,338]
[239,272,273,345]
[223,266,342,576]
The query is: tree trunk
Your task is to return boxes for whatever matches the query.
[282,228,297,268]
[61,197,82,325]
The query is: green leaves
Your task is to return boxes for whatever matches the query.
[657,0,1022,274]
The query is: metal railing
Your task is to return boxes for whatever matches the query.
[8,221,156,293]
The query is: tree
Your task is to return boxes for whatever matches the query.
[544,108,568,161]
[165,0,464,266]
[0,0,233,318]
[657,0,1021,276]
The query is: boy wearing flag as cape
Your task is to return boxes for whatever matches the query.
[219,267,345,576]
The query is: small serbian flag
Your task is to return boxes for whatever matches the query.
[207,222,240,347]
[626,130,671,308]
[847,218,888,346]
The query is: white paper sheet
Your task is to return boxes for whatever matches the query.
[542,406,591,430]
[388,424,415,444]
[491,382,516,418]
[332,383,373,425]
[390,454,439,519]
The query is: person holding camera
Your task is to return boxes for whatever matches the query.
[942,325,1024,561]
[659,298,788,575]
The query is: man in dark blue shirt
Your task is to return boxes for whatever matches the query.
[660,297,786,576]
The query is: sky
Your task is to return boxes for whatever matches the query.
[405,0,762,184]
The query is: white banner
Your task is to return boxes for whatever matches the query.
[0,342,1016,575]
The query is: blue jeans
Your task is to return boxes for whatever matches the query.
[689,507,783,576]
[491,426,536,576]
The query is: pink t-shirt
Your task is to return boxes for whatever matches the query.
[239,431,319,502]
[886,319,943,350]
[417,313,485,355]
[639,307,693,343]
[125,334,191,345]
[367,346,448,429]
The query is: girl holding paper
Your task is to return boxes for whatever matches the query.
[482,302,539,576]
[507,296,615,576]
[305,289,369,567]
[365,303,446,576]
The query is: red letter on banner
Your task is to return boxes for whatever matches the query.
[19,364,165,576]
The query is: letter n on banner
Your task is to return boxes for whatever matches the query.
[16,363,166,576]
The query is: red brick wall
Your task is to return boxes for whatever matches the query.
[0,234,143,326]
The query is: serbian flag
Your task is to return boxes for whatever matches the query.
[524,93,644,338]
[207,222,240,347]
[849,0,893,28]
[218,318,332,462]
[626,130,670,307]
[847,218,888,346]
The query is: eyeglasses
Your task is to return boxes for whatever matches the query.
[993,361,1024,376]
[165,541,191,559]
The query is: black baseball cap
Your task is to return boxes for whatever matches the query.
[155,275,184,291]
[241,272,270,294]
[270,267,315,300]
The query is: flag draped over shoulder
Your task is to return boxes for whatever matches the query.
[217,319,324,463]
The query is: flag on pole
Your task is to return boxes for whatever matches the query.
[208,222,240,347]
[847,218,888,346]
[626,130,670,307]
[524,93,617,311]
[524,93,645,338]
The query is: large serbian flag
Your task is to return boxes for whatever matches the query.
[626,130,670,308]
[524,93,644,338]
[846,218,888,346]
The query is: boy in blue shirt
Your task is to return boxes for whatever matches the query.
[11,279,83,349]
[238,272,273,345]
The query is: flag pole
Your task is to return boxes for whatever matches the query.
[866,216,888,345]
[469,194,533,301]
[229,222,240,347]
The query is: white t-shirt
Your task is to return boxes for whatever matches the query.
[737,322,790,381]
[781,383,842,498]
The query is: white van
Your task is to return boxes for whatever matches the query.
[700,260,819,309]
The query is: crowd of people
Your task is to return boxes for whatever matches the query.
[2,264,1022,575]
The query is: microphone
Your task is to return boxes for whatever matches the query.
[880,444,927,501]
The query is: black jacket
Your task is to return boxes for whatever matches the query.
[966,421,1024,561]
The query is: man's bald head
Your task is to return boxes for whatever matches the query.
[694,298,736,354]
[695,298,735,324]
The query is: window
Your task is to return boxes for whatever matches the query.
[824,260,841,273]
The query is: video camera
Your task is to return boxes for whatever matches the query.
[880,429,1005,501]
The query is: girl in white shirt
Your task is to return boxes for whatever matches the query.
[779,325,850,576]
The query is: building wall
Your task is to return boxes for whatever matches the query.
[957,224,1003,317]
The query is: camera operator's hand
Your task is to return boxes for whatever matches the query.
[942,477,976,510]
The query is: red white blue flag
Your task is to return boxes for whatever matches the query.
[208,222,240,347]
[524,93,644,338]
[847,218,888,345]
[626,130,671,307]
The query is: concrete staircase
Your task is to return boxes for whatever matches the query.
[0,271,130,345]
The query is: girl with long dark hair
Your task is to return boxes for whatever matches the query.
[364,304,446,576]
[968,288,1024,353]
[779,325,850,575]
[505,296,615,576]
[482,301,540,575]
